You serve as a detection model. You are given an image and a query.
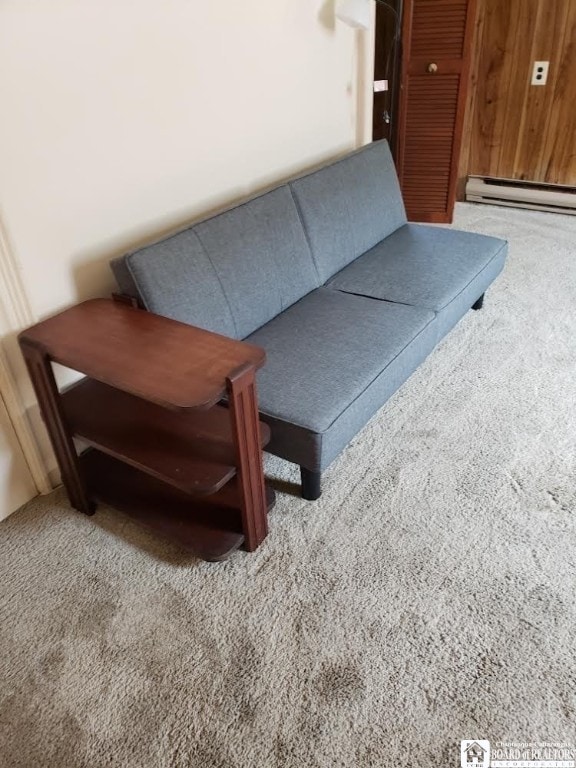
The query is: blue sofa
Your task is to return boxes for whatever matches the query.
[111,140,508,499]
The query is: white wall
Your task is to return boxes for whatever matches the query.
[0,0,374,480]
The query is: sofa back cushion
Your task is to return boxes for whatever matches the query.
[123,228,237,337]
[289,140,406,283]
[194,186,319,338]
[121,185,319,339]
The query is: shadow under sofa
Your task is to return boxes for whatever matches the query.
[111,140,508,500]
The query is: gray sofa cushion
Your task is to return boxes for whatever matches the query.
[247,287,436,470]
[434,244,507,341]
[194,186,319,338]
[327,223,508,311]
[120,185,319,340]
[289,140,406,283]
[124,229,237,337]
[299,309,438,472]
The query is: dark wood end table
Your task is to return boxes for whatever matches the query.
[19,299,274,561]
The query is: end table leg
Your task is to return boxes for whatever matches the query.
[226,365,268,551]
[20,341,95,516]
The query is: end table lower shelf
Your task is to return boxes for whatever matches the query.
[81,451,276,562]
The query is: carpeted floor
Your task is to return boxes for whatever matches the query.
[1,203,575,767]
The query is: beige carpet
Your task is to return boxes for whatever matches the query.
[1,203,575,767]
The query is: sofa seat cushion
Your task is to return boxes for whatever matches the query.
[247,288,436,469]
[327,223,508,311]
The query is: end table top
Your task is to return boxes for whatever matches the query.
[20,299,266,410]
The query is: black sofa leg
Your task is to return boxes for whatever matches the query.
[472,293,485,310]
[301,467,322,500]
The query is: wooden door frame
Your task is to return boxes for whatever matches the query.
[395,0,413,185]
[0,217,51,495]
[372,0,404,154]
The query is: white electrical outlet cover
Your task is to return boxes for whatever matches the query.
[531,61,549,86]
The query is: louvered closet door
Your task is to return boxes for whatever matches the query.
[397,0,476,223]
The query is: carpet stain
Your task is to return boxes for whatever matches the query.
[36,644,67,682]
[75,597,119,638]
[314,660,366,704]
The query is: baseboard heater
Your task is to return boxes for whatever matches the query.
[466,175,576,215]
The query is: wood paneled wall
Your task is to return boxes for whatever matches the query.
[459,0,576,190]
